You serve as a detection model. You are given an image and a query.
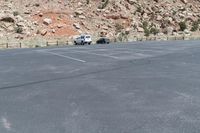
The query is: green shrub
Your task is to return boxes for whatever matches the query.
[115,23,124,33]
[117,32,128,42]
[15,27,23,34]
[142,21,148,29]
[197,18,200,24]
[150,27,159,35]
[144,28,150,37]
[136,6,142,13]
[141,21,150,36]
[98,0,109,9]
[172,10,177,16]
[191,21,199,31]
[179,21,187,31]
[13,11,19,16]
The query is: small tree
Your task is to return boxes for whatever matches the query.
[142,21,148,29]
[191,21,199,32]
[142,21,150,36]
[179,21,187,31]
[115,23,124,33]
[98,0,109,9]
[15,27,23,34]
[13,11,19,16]
[144,28,150,37]
[150,27,159,35]
[136,6,142,13]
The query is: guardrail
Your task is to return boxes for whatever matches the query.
[0,42,22,49]
[0,40,69,49]
[46,40,69,46]
[1,35,200,49]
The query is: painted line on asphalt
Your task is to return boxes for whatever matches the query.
[42,51,86,63]
[43,47,93,52]
[70,50,120,60]
[1,117,12,131]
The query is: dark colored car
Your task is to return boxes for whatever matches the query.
[96,38,110,44]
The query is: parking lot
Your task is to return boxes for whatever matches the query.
[1,40,200,133]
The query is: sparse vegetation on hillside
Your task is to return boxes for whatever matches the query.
[191,21,200,31]
[150,27,159,35]
[1,0,200,41]
[15,27,23,34]
[179,21,187,31]
[13,11,19,16]
[98,0,109,9]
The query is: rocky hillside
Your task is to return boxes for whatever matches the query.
[1,0,200,41]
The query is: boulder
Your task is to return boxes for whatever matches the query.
[79,15,86,19]
[52,29,56,33]
[24,10,31,14]
[127,0,137,5]
[39,13,43,17]
[166,27,174,35]
[137,27,144,32]
[43,18,52,25]
[73,23,81,29]
[156,15,162,21]
[181,0,187,4]
[41,29,47,36]
[75,10,83,15]
[16,22,25,27]
[57,24,64,28]
[184,29,190,34]
[0,14,15,23]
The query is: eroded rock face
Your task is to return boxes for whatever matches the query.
[0,14,15,23]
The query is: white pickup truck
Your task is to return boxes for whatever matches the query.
[74,35,92,45]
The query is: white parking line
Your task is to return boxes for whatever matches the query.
[43,51,86,63]
[42,47,93,52]
[71,50,120,59]
[1,117,12,131]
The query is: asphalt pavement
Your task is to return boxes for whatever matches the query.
[1,40,200,133]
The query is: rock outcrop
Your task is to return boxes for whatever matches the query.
[0,0,200,40]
